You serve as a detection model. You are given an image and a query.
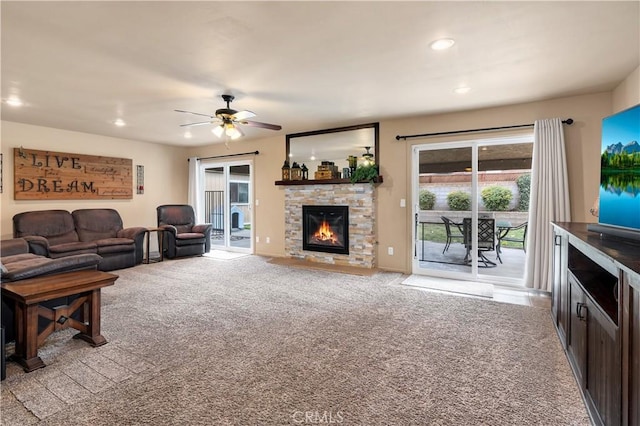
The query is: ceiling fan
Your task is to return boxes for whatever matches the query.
[175,94,282,140]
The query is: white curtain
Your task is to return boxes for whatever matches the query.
[187,157,202,223]
[525,118,571,291]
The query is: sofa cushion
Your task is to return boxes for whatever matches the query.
[1,253,102,282]
[72,209,124,242]
[175,233,205,247]
[94,238,135,254]
[2,253,54,270]
[13,210,79,245]
[49,241,97,257]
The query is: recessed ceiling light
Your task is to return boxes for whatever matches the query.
[430,38,455,51]
[454,86,471,94]
[184,131,192,139]
[114,118,126,127]
[6,96,23,107]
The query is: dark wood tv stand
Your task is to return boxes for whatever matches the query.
[551,222,640,426]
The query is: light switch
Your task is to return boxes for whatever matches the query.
[400,198,406,207]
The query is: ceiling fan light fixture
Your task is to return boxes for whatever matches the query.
[227,125,243,140]
[213,124,225,138]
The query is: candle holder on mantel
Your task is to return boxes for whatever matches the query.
[281,160,291,181]
[291,162,302,180]
[301,163,309,180]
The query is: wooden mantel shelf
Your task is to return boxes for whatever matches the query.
[275,176,383,186]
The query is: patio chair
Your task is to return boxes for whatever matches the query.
[441,216,464,254]
[462,218,499,267]
[497,222,528,253]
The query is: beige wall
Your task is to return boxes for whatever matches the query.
[184,135,286,258]
[5,72,639,273]
[612,65,640,112]
[0,122,187,247]
[186,92,619,273]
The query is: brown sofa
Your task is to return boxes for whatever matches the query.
[13,209,146,271]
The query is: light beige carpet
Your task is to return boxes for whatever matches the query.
[1,255,590,425]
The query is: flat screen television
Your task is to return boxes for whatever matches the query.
[587,103,640,242]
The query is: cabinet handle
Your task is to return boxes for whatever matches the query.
[576,302,587,321]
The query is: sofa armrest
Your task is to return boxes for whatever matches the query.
[117,226,148,265]
[158,224,177,235]
[117,226,147,240]
[192,223,212,235]
[192,224,212,253]
[22,236,51,256]
[0,238,30,257]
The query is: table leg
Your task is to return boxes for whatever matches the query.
[11,303,45,372]
[73,289,107,347]
[144,229,151,264]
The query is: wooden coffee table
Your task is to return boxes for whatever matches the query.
[1,270,118,372]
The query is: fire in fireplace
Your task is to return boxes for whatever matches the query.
[302,205,349,255]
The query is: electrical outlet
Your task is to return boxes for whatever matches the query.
[400,198,406,207]
[266,237,270,244]
[388,247,394,255]
[255,199,259,206]
[256,236,260,243]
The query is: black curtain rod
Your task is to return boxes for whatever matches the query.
[395,118,574,141]
[188,151,259,161]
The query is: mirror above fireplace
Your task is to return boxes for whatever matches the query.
[285,122,379,176]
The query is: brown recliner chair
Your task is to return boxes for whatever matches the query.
[157,205,212,259]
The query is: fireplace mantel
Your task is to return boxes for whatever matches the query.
[275,176,383,186]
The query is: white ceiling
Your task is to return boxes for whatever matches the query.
[2,1,639,147]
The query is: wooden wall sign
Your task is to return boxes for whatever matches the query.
[13,148,133,200]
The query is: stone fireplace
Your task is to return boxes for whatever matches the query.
[284,183,376,268]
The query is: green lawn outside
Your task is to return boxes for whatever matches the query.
[418,222,526,249]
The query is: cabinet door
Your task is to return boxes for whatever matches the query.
[625,274,640,426]
[568,274,587,385]
[585,297,621,426]
[552,230,569,346]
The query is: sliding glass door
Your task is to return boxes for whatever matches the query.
[412,136,532,285]
[200,160,253,253]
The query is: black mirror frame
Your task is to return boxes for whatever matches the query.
[285,122,380,166]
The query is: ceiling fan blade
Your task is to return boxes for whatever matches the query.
[239,120,282,131]
[231,110,255,121]
[174,109,214,119]
[180,120,213,127]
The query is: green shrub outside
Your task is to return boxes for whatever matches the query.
[447,191,471,211]
[481,186,513,211]
[419,190,436,210]
[516,174,531,211]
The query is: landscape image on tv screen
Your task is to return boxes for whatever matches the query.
[598,103,640,231]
